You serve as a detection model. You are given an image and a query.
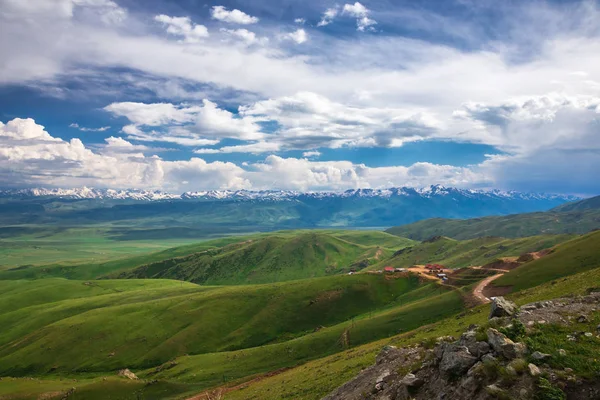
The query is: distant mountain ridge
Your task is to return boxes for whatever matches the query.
[0,185,581,203]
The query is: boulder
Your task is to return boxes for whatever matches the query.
[400,373,424,388]
[577,314,589,323]
[376,346,400,365]
[531,351,551,361]
[489,297,517,319]
[528,363,541,377]
[439,344,479,377]
[487,328,526,360]
[557,349,567,356]
[117,369,138,380]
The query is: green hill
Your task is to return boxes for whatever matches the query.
[368,234,572,270]
[0,230,413,282]
[0,273,440,377]
[491,230,600,292]
[385,208,600,240]
[109,232,413,284]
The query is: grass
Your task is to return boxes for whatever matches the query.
[0,229,414,282]
[111,232,412,285]
[0,274,432,376]
[492,230,600,292]
[0,225,203,271]
[368,234,572,271]
[385,209,600,240]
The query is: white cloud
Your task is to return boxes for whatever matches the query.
[211,6,258,25]
[294,18,306,25]
[342,2,369,17]
[0,118,492,192]
[317,7,339,27]
[154,15,209,43]
[70,123,110,132]
[342,2,377,31]
[240,91,438,149]
[302,151,321,158]
[220,28,266,45]
[195,141,280,154]
[281,29,308,44]
[0,0,127,23]
[104,100,263,143]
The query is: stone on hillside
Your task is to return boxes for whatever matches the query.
[376,346,400,365]
[489,297,517,319]
[528,363,542,377]
[117,369,138,380]
[439,343,479,377]
[557,349,567,356]
[577,314,589,323]
[531,351,552,361]
[487,328,526,360]
[459,331,491,358]
[400,373,424,388]
[596,324,600,332]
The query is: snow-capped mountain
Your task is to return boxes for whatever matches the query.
[0,185,580,203]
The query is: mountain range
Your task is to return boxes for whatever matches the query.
[0,185,581,203]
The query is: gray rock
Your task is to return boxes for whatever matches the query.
[557,349,567,356]
[597,324,600,332]
[439,344,479,377]
[528,363,542,376]
[531,351,552,361]
[400,373,424,388]
[117,369,138,380]
[376,346,400,365]
[481,354,497,364]
[489,297,517,318]
[577,314,589,323]
[459,331,491,358]
[584,332,593,338]
[487,328,526,360]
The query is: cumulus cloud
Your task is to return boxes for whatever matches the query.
[240,91,439,149]
[281,29,308,44]
[211,6,258,25]
[70,123,110,132]
[220,28,267,45]
[303,151,321,158]
[0,117,492,192]
[317,7,339,27]
[104,100,263,143]
[342,2,377,31]
[294,18,306,25]
[154,15,209,43]
[0,0,127,23]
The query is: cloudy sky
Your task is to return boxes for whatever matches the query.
[1,0,599,194]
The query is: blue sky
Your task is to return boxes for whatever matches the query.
[1,0,599,194]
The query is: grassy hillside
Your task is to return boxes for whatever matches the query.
[385,209,600,240]
[491,230,600,292]
[220,263,600,400]
[0,230,413,282]
[368,234,572,270]
[0,274,433,376]
[109,232,413,284]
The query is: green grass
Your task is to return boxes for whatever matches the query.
[0,225,205,271]
[368,234,572,270]
[0,229,414,282]
[492,231,600,292]
[221,264,600,400]
[0,274,429,376]
[111,232,410,284]
[385,209,600,240]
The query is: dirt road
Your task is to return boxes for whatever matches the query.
[473,273,505,304]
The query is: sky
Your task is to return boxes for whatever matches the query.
[0,0,599,194]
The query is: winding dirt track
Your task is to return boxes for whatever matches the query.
[473,273,505,304]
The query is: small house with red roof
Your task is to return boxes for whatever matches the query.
[384,266,395,273]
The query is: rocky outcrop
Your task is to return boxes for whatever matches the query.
[117,368,138,380]
[489,296,517,318]
[323,293,600,400]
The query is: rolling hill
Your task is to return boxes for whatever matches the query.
[385,194,600,240]
[0,274,454,378]
[367,234,572,271]
[0,230,414,280]
[490,230,600,292]
[109,232,413,284]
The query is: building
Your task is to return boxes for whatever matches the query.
[394,267,406,272]
[384,266,395,273]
